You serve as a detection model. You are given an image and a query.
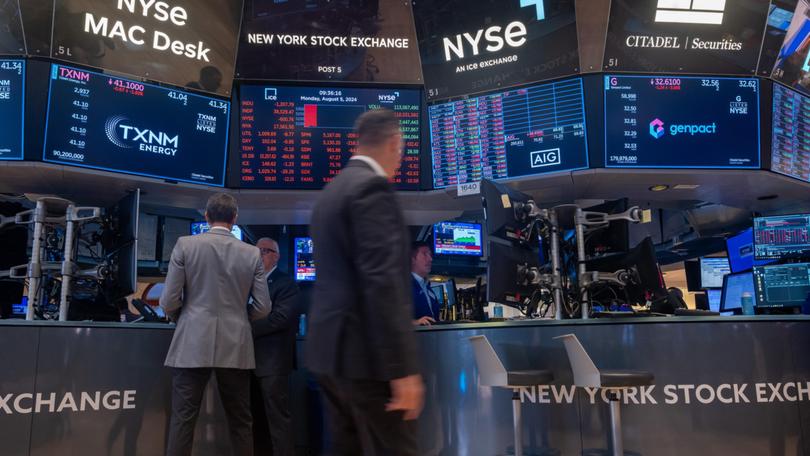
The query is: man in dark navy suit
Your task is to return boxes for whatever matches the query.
[252,237,300,456]
[411,242,440,326]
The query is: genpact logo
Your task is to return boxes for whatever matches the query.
[105,116,179,156]
[649,118,665,139]
[441,0,544,61]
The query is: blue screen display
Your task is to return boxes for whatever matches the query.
[429,78,588,188]
[726,228,775,273]
[190,222,243,241]
[43,64,229,186]
[294,237,315,282]
[433,222,483,256]
[604,75,760,168]
[0,59,24,160]
[721,272,755,312]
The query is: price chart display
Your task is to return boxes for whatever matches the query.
[772,83,810,182]
[604,75,760,168]
[0,59,25,160]
[238,86,421,190]
[754,214,810,260]
[429,78,588,189]
[43,64,229,186]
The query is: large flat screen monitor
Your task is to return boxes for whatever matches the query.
[726,227,775,273]
[603,0,770,74]
[721,271,755,312]
[772,82,810,182]
[43,64,229,186]
[433,222,483,256]
[604,75,760,168]
[50,0,242,96]
[294,237,316,282]
[429,78,588,189]
[0,59,24,160]
[190,222,243,241]
[700,257,730,289]
[753,214,810,260]
[753,263,810,308]
[413,0,579,101]
[236,85,420,190]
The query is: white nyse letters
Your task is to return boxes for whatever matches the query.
[443,21,527,61]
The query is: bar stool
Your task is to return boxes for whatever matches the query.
[469,335,554,456]
[555,334,653,456]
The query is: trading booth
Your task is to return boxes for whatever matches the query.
[3,0,810,455]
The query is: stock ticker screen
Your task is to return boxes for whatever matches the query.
[772,82,810,182]
[753,263,810,308]
[237,85,421,190]
[428,78,588,188]
[0,59,24,160]
[753,214,810,260]
[43,64,230,186]
[604,75,760,168]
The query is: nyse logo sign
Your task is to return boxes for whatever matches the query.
[655,0,726,25]
[530,148,561,168]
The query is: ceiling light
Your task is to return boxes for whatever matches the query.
[649,185,669,192]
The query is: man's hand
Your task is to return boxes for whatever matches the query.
[413,316,435,326]
[386,374,425,421]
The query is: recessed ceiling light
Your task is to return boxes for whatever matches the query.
[673,184,700,190]
[649,185,669,192]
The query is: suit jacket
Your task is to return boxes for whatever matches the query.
[306,160,419,381]
[412,276,440,321]
[160,228,272,369]
[252,268,300,377]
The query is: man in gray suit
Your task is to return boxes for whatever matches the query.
[161,193,272,456]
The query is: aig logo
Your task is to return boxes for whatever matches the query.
[441,0,546,61]
[530,148,561,168]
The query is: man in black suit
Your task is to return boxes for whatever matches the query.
[308,109,424,455]
[252,237,300,456]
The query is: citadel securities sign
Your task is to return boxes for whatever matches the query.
[414,0,579,101]
[603,0,771,74]
[51,0,243,96]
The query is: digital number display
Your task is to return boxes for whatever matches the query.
[237,85,421,190]
[772,83,810,182]
[44,64,229,186]
[0,59,25,160]
[604,75,760,168]
[429,78,588,188]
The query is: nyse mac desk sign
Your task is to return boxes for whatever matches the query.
[50,0,242,96]
[604,75,760,168]
[414,0,579,101]
[237,0,422,83]
[603,0,771,74]
[43,64,229,186]
[0,59,24,160]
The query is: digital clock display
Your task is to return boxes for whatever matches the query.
[604,75,760,169]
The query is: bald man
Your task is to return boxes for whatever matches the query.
[251,237,300,456]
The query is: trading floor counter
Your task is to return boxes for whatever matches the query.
[2,316,810,455]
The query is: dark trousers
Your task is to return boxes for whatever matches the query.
[317,375,418,456]
[166,367,254,456]
[255,374,295,456]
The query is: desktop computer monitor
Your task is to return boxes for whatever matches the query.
[707,289,722,312]
[700,257,730,289]
[684,260,702,291]
[753,263,810,308]
[481,179,535,242]
[726,228,774,273]
[720,271,755,313]
[585,237,666,305]
[487,241,540,306]
[753,214,810,260]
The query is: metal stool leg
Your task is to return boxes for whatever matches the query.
[608,390,623,456]
[512,390,523,456]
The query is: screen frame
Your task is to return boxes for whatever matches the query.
[752,212,810,260]
[42,63,230,187]
[720,270,754,313]
[752,262,810,308]
[228,80,424,190]
[770,79,810,183]
[699,256,730,290]
[293,236,316,282]
[0,58,25,161]
[432,221,483,257]
[603,74,762,170]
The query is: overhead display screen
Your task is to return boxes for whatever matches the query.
[0,59,24,160]
[603,0,771,74]
[753,214,810,259]
[50,0,242,96]
[772,83,810,182]
[44,64,229,186]
[237,85,420,190]
[771,0,810,94]
[413,0,579,101]
[0,0,25,54]
[604,75,760,168]
[429,78,588,189]
[236,0,422,83]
